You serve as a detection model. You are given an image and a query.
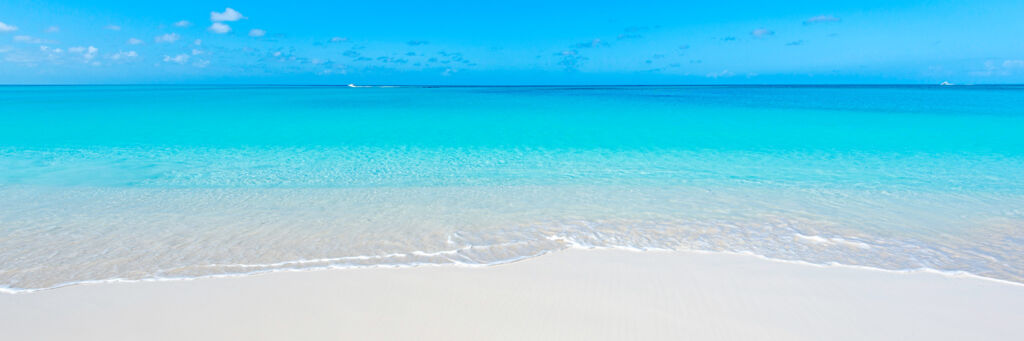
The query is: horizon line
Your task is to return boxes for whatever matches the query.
[2,83,1022,87]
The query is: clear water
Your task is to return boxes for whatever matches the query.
[1,85,1023,291]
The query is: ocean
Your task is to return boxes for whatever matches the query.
[1,85,1022,292]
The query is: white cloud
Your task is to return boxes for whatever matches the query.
[83,46,98,60]
[194,39,202,46]
[706,70,734,78]
[210,8,244,22]
[110,50,138,60]
[128,38,144,45]
[0,21,19,32]
[105,25,121,31]
[209,23,230,34]
[751,28,774,38]
[317,68,342,75]
[155,33,180,43]
[3,53,37,64]
[13,35,54,44]
[191,48,202,55]
[804,15,841,25]
[193,59,210,68]
[971,60,1024,77]
[249,28,265,37]
[163,54,190,64]
[1004,60,1024,68]
[46,26,60,33]
[174,20,191,27]
[68,46,99,60]
[14,35,36,43]
[572,38,608,48]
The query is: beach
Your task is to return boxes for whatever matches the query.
[2,249,1022,340]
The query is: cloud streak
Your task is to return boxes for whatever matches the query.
[969,60,1024,77]
[706,70,734,78]
[0,21,18,32]
[163,54,190,64]
[804,15,840,25]
[573,39,608,48]
[13,35,55,44]
[751,28,774,38]
[155,33,180,43]
[110,50,138,60]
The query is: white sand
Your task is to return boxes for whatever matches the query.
[2,249,1022,340]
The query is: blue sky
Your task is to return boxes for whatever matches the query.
[1,0,1023,84]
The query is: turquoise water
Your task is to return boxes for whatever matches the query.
[1,85,1023,291]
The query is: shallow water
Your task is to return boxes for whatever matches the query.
[1,85,1022,291]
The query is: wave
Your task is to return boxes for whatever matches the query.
[3,224,1022,294]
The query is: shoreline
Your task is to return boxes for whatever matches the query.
[2,249,1022,340]
[3,246,1022,295]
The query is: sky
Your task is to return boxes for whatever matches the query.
[1,0,1023,84]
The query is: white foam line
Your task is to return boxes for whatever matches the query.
[0,240,559,295]
[184,253,411,269]
[549,234,1024,287]
[681,249,1024,288]
[0,253,550,295]
[794,233,873,249]
[3,235,1021,295]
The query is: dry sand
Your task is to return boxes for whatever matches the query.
[2,249,1022,340]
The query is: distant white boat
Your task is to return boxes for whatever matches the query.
[939,81,953,86]
[348,83,357,88]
